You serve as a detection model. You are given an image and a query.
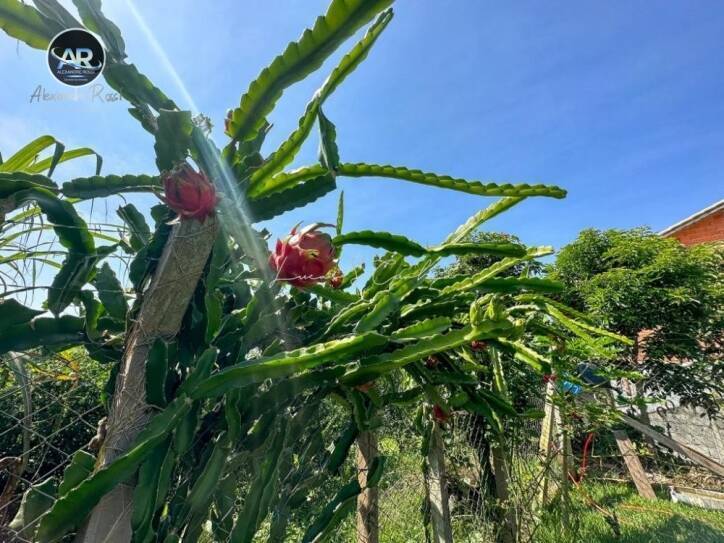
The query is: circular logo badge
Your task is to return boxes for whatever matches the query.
[47,28,105,87]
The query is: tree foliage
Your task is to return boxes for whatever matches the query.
[550,228,723,415]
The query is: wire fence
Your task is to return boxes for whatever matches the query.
[0,350,108,542]
[2,347,724,543]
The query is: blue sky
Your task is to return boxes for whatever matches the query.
[1,0,723,277]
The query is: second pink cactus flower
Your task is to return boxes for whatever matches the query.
[269,223,337,287]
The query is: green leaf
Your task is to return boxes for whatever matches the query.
[431,275,563,294]
[131,440,170,541]
[355,287,405,332]
[49,244,115,316]
[340,263,364,289]
[9,478,56,538]
[0,135,59,172]
[79,289,102,341]
[247,7,393,193]
[365,455,385,488]
[318,109,340,170]
[440,246,553,296]
[28,147,103,177]
[0,0,54,50]
[117,203,151,251]
[230,423,285,543]
[72,0,126,60]
[103,62,177,112]
[227,0,394,142]
[36,396,192,542]
[0,299,43,328]
[58,451,95,497]
[2,186,97,314]
[301,478,361,543]
[399,293,472,323]
[129,220,172,292]
[543,299,633,345]
[33,0,81,29]
[334,230,426,256]
[0,315,85,355]
[246,172,336,222]
[204,290,223,343]
[410,196,526,277]
[306,283,358,304]
[391,317,452,340]
[325,421,359,474]
[146,339,168,407]
[443,197,526,245]
[188,435,230,515]
[192,332,388,399]
[248,164,327,198]
[5,187,91,251]
[335,190,344,235]
[61,174,160,199]
[337,163,567,199]
[343,326,505,385]
[92,262,127,321]
[154,110,193,171]
[430,241,527,258]
[496,339,551,374]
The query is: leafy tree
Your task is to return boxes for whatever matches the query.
[550,227,724,415]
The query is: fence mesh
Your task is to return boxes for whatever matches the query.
[2,349,723,542]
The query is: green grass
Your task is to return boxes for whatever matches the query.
[535,482,724,543]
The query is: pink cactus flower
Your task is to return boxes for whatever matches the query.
[354,381,375,393]
[328,269,344,289]
[269,223,336,287]
[162,163,217,222]
[433,404,450,424]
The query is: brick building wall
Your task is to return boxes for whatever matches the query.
[661,200,723,245]
[644,199,724,466]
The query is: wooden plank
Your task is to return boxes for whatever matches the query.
[426,423,453,543]
[538,381,557,456]
[538,381,559,504]
[620,413,724,478]
[356,431,379,543]
[612,429,656,499]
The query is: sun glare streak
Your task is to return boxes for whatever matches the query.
[124,0,289,343]
[125,0,198,112]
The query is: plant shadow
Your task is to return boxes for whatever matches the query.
[616,513,724,543]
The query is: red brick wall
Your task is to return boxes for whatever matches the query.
[665,208,724,246]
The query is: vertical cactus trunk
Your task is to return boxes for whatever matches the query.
[356,431,379,543]
[77,218,218,543]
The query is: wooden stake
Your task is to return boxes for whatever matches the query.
[491,444,516,543]
[357,431,379,543]
[78,218,218,543]
[538,380,559,504]
[426,423,453,543]
[612,430,656,499]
